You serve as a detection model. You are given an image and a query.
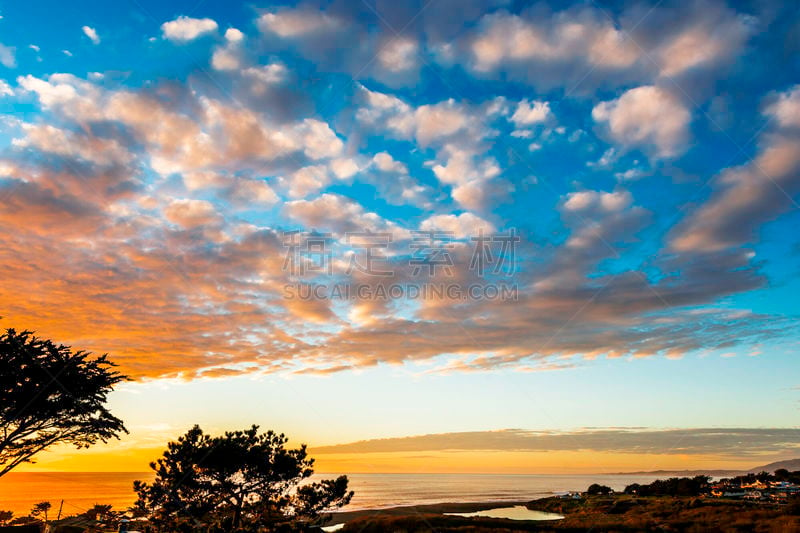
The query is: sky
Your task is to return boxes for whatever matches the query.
[1,0,799,473]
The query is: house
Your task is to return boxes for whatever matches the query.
[768,481,800,492]
[711,485,746,499]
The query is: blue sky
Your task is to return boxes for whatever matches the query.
[1,0,799,470]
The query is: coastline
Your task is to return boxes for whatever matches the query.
[0,472,658,516]
[327,494,800,532]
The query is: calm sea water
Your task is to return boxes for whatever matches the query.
[0,472,659,516]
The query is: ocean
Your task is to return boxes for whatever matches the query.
[0,472,659,517]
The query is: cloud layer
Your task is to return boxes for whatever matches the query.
[313,428,800,458]
[0,0,796,383]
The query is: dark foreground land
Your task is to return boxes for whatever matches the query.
[334,495,800,532]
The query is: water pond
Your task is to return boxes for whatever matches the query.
[445,505,564,521]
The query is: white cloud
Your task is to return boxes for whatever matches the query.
[356,87,478,146]
[372,152,407,174]
[589,27,640,69]
[82,26,100,45]
[224,28,244,42]
[510,100,552,126]
[431,144,500,187]
[765,85,800,129]
[378,37,419,73]
[242,63,287,84]
[485,96,510,117]
[0,44,16,68]
[563,190,632,212]
[589,148,618,168]
[671,85,800,253]
[211,47,240,71]
[285,193,399,235]
[161,16,218,42]
[355,86,414,137]
[657,29,722,77]
[450,181,486,211]
[232,180,278,205]
[414,100,470,145]
[420,213,496,238]
[510,130,533,138]
[470,11,639,73]
[282,165,331,199]
[0,80,12,97]
[16,73,352,183]
[13,123,133,167]
[300,119,344,160]
[183,171,225,191]
[211,28,247,71]
[355,86,505,209]
[330,158,360,179]
[182,172,278,206]
[654,12,752,78]
[615,168,646,181]
[281,158,360,192]
[592,86,691,158]
[461,4,750,90]
[164,199,220,228]
[17,74,87,108]
[257,10,341,38]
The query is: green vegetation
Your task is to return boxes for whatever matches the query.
[1,502,133,530]
[133,425,353,532]
[586,484,612,495]
[0,327,353,532]
[534,493,800,532]
[0,328,128,477]
[334,475,800,532]
[623,475,710,496]
[341,495,800,532]
[30,501,51,525]
[722,468,800,486]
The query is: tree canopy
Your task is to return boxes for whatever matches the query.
[624,475,711,496]
[133,425,353,532]
[30,502,51,524]
[586,483,612,495]
[0,328,128,477]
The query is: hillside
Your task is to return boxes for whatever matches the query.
[747,458,800,473]
[607,458,800,477]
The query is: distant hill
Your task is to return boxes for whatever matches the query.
[606,458,800,477]
[746,458,800,474]
[605,469,742,477]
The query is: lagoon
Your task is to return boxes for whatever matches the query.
[446,505,564,520]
